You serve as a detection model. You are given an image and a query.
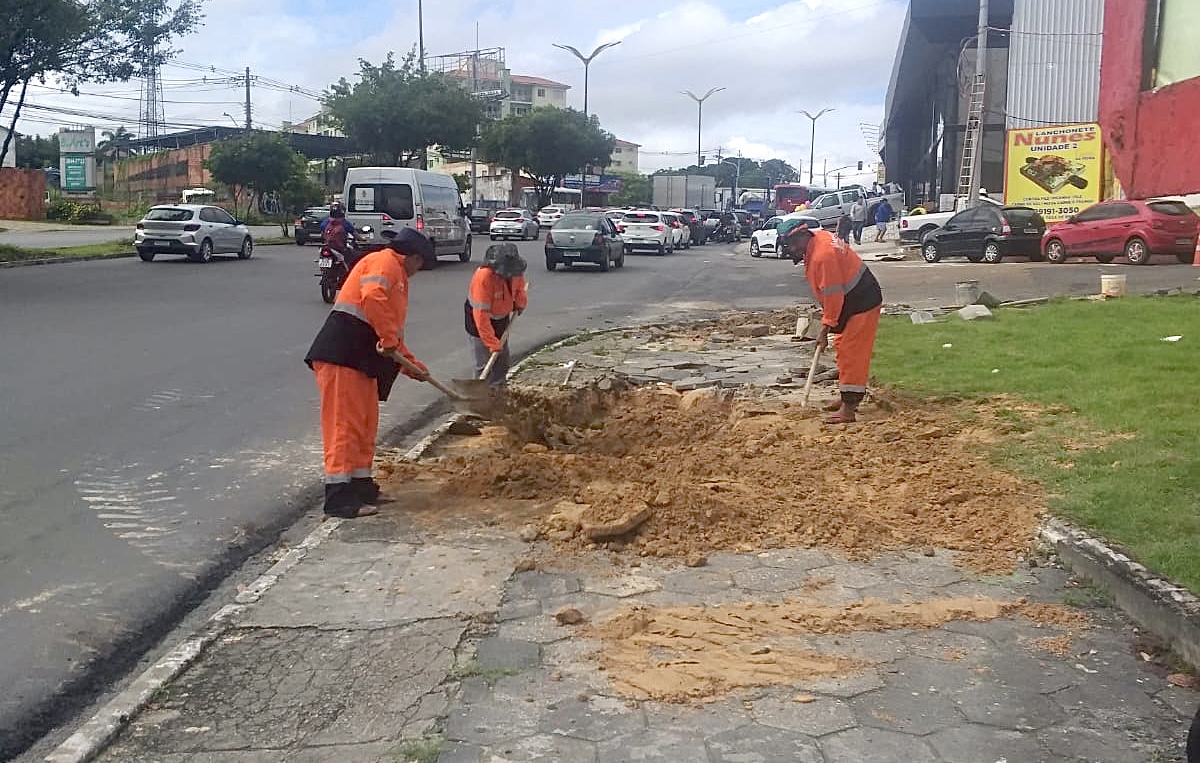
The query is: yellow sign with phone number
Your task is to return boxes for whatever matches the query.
[1003,122,1103,223]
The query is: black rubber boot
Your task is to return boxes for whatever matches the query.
[324,483,373,518]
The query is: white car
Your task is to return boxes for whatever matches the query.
[489,209,539,240]
[134,204,253,263]
[619,210,674,255]
[749,212,816,259]
[537,205,571,228]
[661,211,691,250]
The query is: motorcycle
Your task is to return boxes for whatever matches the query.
[316,225,373,304]
[710,222,740,244]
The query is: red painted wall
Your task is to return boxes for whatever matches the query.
[0,168,47,220]
[1101,0,1200,197]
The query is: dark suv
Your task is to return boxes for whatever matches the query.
[294,206,330,246]
[467,207,494,233]
[920,205,1046,263]
[671,208,708,245]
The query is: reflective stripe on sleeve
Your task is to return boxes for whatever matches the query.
[332,303,369,322]
[818,264,866,297]
[469,299,492,310]
[359,275,391,289]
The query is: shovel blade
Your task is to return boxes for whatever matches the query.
[449,378,502,418]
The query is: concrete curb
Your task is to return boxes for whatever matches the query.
[0,252,136,269]
[1039,519,1200,668]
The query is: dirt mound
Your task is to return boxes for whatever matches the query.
[422,386,1042,572]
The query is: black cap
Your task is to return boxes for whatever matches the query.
[382,227,433,260]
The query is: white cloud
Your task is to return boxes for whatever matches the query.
[14,0,905,186]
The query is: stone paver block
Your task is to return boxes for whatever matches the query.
[640,698,749,738]
[480,732,599,762]
[475,637,541,671]
[660,569,736,596]
[703,552,765,572]
[963,650,1076,695]
[239,540,518,628]
[851,682,964,736]
[510,571,582,599]
[733,565,828,593]
[1040,723,1159,763]
[445,696,540,745]
[806,630,909,665]
[755,548,838,571]
[539,694,645,742]
[900,629,994,665]
[705,723,824,763]
[98,621,462,756]
[498,614,575,645]
[750,694,857,737]
[928,724,1046,763]
[820,726,939,763]
[806,564,888,590]
[802,670,886,698]
[596,727,709,761]
[438,741,484,763]
[955,681,1066,730]
[581,573,662,598]
[883,558,968,589]
[498,597,542,622]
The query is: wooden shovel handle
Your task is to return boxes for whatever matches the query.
[479,313,517,380]
[801,343,824,409]
[382,347,467,401]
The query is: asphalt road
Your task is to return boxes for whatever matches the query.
[2,236,1198,758]
[0,225,281,250]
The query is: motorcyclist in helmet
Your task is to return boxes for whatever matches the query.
[320,202,360,268]
[464,243,528,391]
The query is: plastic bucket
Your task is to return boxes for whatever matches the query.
[1100,272,1127,297]
[955,280,981,305]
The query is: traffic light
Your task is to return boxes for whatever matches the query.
[857,161,863,171]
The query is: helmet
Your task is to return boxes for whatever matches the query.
[484,243,527,278]
[329,201,346,219]
[382,227,433,261]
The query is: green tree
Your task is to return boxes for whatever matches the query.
[479,107,614,210]
[452,172,471,194]
[607,171,650,207]
[324,51,484,166]
[0,0,202,164]
[14,132,59,169]
[205,132,308,220]
[276,172,327,235]
[97,126,136,193]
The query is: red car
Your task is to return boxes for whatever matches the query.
[1042,199,1199,265]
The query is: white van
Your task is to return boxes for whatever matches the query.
[343,167,472,267]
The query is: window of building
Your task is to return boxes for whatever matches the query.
[537,88,546,97]
[613,160,622,167]
[1146,0,1200,88]
[614,147,622,154]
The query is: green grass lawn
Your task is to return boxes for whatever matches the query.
[871,296,1200,591]
[0,240,134,262]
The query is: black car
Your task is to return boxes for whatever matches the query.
[467,207,493,233]
[544,211,625,272]
[731,210,754,237]
[920,205,1047,263]
[295,206,330,245]
[671,208,708,245]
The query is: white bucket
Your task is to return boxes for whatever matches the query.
[1100,272,1127,297]
[955,280,981,305]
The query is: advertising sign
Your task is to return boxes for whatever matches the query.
[63,156,88,192]
[1004,122,1102,223]
[563,174,623,193]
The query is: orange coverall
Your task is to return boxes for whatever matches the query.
[312,248,419,503]
[468,268,528,352]
[804,229,882,398]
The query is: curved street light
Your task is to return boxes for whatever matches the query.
[552,41,622,117]
[680,87,725,167]
[799,108,835,184]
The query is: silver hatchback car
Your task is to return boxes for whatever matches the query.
[135,204,254,263]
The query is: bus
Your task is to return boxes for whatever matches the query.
[771,183,830,214]
[520,186,583,211]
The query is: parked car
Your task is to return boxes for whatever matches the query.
[1042,199,1200,265]
[749,216,784,258]
[920,205,1046,263]
[544,211,625,272]
[344,166,472,268]
[661,211,692,250]
[537,205,572,228]
[294,206,330,245]
[899,194,1001,245]
[671,208,708,245]
[619,211,675,255]
[489,209,539,241]
[731,210,754,237]
[134,204,254,263]
[467,207,494,233]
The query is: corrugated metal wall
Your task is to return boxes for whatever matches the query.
[1006,0,1104,129]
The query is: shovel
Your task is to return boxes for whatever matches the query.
[452,314,517,402]
[381,348,498,418]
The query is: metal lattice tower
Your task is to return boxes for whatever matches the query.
[138,52,165,140]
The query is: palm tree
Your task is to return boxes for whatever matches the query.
[97,127,136,194]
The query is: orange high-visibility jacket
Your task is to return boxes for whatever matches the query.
[467,267,528,352]
[804,229,882,333]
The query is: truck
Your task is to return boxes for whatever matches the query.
[897,194,1003,245]
[801,185,906,230]
[652,174,716,211]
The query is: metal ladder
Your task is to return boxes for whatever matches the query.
[956,74,986,200]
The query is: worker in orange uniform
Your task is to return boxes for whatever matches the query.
[780,217,883,424]
[305,228,434,518]
[464,243,528,390]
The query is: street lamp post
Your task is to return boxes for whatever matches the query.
[719,156,742,210]
[552,41,622,116]
[417,0,425,72]
[680,88,725,167]
[799,108,835,184]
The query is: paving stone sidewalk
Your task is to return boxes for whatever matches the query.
[93,325,1197,763]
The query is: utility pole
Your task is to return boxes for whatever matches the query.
[418,0,426,73]
[470,24,479,207]
[966,0,988,207]
[244,67,252,130]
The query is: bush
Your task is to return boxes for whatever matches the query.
[45,199,114,224]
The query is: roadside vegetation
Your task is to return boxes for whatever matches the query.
[0,240,134,262]
[871,296,1200,591]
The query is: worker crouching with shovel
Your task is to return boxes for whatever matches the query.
[464,244,528,396]
[305,228,433,519]
[780,217,883,425]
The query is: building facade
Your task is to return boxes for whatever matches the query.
[507,76,570,116]
[609,139,641,172]
[1099,0,1200,197]
[883,0,1103,208]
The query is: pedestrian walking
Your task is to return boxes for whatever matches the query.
[304,228,433,519]
[836,212,852,243]
[465,243,528,390]
[873,198,894,243]
[849,198,867,244]
[779,217,883,425]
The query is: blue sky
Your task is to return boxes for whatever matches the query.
[17,0,907,182]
